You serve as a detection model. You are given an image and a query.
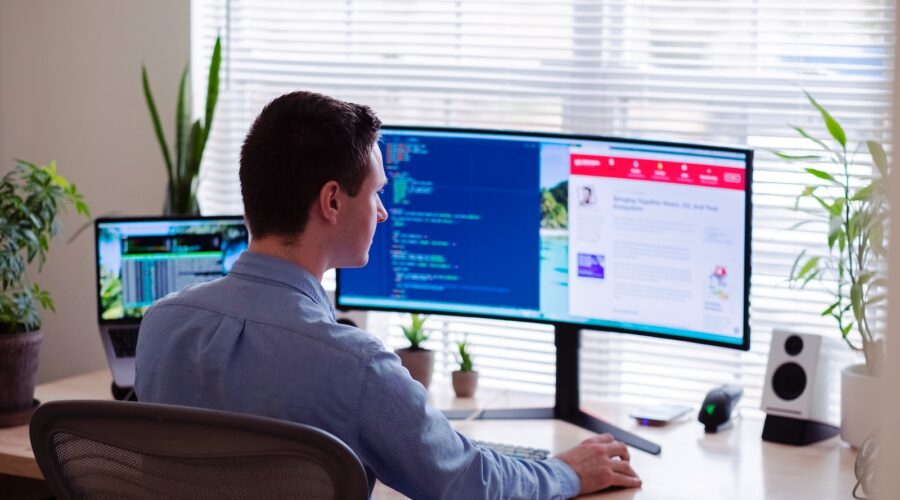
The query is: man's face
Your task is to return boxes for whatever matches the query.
[335,144,389,268]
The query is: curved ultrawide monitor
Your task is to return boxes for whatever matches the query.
[337,127,752,350]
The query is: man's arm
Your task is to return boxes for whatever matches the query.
[353,348,639,499]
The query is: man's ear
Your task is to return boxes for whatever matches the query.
[318,180,341,224]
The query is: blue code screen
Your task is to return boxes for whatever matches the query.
[339,134,541,310]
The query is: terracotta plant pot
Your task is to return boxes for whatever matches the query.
[452,370,478,398]
[0,329,42,425]
[396,348,434,389]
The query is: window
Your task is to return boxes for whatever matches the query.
[193,0,892,418]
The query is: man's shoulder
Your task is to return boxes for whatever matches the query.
[144,283,386,364]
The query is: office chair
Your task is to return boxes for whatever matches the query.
[29,400,369,499]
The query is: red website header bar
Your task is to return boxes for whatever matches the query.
[570,154,746,191]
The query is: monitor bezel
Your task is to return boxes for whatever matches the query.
[336,126,753,351]
[94,214,246,325]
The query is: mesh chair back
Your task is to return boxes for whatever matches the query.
[30,400,369,500]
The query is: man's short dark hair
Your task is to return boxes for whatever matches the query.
[239,91,382,239]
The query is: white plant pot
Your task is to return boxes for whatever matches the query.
[841,363,881,447]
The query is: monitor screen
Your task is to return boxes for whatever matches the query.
[337,127,752,349]
[95,216,248,322]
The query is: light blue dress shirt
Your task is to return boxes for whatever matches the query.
[135,251,580,499]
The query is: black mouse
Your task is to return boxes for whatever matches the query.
[698,384,743,433]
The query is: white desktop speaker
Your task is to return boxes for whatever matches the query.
[760,329,840,445]
[325,289,368,331]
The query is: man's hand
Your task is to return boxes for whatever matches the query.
[556,433,642,494]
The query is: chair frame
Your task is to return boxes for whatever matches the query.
[30,400,369,499]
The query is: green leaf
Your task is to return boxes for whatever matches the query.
[801,269,820,288]
[202,36,222,149]
[794,185,820,209]
[75,199,90,217]
[796,256,820,281]
[772,151,820,161]
[803,89,847,148]
[847,212,860,242]
[821,301,840,317]
[142,65,175,185]
[858,271,875,286]
[187,121,203,178]
[851,182,877,201]
[799,185,819,197]
[788,250,806,282]
[866,140,888,178]
[805,167,840,185]
[792,125,833,155]
[175,65,191,186]
[842,322,854,338]
[850,283,863,321]
[810,194,832,214]
[829,197,845,217]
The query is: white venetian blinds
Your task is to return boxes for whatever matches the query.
[192,0,892,414]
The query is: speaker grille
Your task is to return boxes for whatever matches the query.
[772,362,806,401]
[784,335,803,356]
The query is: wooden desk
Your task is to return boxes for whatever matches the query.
[0,371,858,499]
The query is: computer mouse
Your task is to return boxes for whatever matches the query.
[698,384,743,433]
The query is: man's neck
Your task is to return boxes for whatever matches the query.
[248,237,327,282]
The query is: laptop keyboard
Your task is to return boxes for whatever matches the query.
[109,326,140,358]
[473,440,551,460]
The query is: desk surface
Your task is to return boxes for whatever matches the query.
[0,371,858,499]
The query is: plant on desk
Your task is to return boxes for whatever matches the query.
[142,36,222,215]
[395,314,434,389]
[775,89,888,446]
[452,336,478,398]
[0,160,90,425]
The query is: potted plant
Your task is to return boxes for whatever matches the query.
[395,314,434,389]
[142,36,222,215]
[777,90,887,446]
[452,336,478,398]
[0,160,89,426]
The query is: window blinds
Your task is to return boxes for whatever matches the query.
[192,0,892,417]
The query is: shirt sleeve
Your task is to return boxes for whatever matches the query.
[353,348,581,500]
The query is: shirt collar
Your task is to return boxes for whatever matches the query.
[228,251,334,315]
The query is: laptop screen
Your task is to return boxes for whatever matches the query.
[95,216,249,323]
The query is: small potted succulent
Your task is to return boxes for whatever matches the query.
[0,160,89,425]
[452,336,478,398]
[395,314,433,389]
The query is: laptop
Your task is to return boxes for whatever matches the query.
[94,216,249,388]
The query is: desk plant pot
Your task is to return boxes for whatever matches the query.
[841,363,882,447]
[452,337,477,397]
[452,370,478,398]
[0,330,42,426]
[397,314,433,389]
[396,348,434,389]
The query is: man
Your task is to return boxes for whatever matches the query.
[135,91,641,499]
[580,185,594,206]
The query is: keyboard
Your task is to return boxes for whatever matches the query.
[473,440,551,460]
[109,326,140,357]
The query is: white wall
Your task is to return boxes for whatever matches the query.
[0,0,190,383]
[881,5,900,492]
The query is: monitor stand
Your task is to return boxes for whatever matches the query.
[443,324,661,455]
